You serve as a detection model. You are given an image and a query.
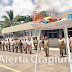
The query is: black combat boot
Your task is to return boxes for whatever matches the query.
[62,53,63,57]
[46,54,48,57]
[30,52,31,54]
[13,50,14,52]
[26,51,27,54]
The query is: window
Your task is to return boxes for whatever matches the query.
[18,33,23,37]
[53,30,57,32]
[53,33,57,38]
[6,34,8,38]
[49,33,52,38]
[22,33,23,37]
[48,30,52,32]
[11,34,13,37]
[25,32,28,36]
[32,30,35,36]
[53,30,57,38]
[5,34,6,38]
[28,31,31,36]
[36,30,39,35]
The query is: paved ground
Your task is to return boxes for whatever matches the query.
[0,48,70,72]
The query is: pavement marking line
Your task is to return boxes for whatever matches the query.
[0,65,21,72]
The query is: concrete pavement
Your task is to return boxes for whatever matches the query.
[0,48,70,72]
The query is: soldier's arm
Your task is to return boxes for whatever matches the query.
[70,40,71,47]
[48,40,50,48]
[31,44,32,48]
[58,42,59,48]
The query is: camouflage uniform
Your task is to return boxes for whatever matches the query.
[8,41,11,51]
[33,38,35,48]
[44,39,49,56]
[14,40,19,53]
[39,40,42,50]
[58,38,65,56]
[19,41,23,52]
[5,40,8,51]
[11,40,14,52]
[27,40,32,54]
[35,39,38,50]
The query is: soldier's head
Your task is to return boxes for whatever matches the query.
[33,38,35,40]
[20,40,21,42]
[36,37,37,40]
[12,39,13,41]
[28,38,31,41]
[69,35,71,38]
[45,36,47,40]
[8,39,9,41]
[59,35,62,39]
[25,38,26,41]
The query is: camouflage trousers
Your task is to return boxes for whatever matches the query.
[39,43,41,50]
[71,45,72,52]
[15,47,18,52]
[35,44,38,50]
[3,45,5,51]
[33,43,35,48]
[44,46,49,55]
[0,44,2,50]
[59,45,64,54]
[6,45,8,51]
[26,45,32,53]
[9,44,11,51]
[12,45,14,52]
[19,46,22,52]
[23,44,25,51]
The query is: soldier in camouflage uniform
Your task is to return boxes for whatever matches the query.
[58,35,65,57]
[44,36,50,57]
[35,37,38,50]
[14,38,19,53]
[27,38,32,54]
[5,40,8,51]
[11,39,14,52]
[8,39,11,52]
[19,40,23,53]
[24,39,27,53]
[33,38,35,49]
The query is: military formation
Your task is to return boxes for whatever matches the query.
[0,35,72,57]
[0,38,32,54]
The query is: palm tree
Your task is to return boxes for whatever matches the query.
[2,10,14,26]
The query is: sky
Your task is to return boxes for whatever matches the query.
[0,0,72,21]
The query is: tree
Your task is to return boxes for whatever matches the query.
[2,10,14,26]
[38,11,49,17]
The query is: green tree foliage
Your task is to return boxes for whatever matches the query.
[14,15,32,23]
[38,11,49,17]
[1,10,33,28]
[2,10,14,28]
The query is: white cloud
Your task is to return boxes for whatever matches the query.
[0,0,72,21]
[0,4,5,21]
[37,0,72,13]
[2,0,10,5]
[12,0,36,16]
[0,0,36,21]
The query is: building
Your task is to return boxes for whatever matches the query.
[2,19,72,47]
